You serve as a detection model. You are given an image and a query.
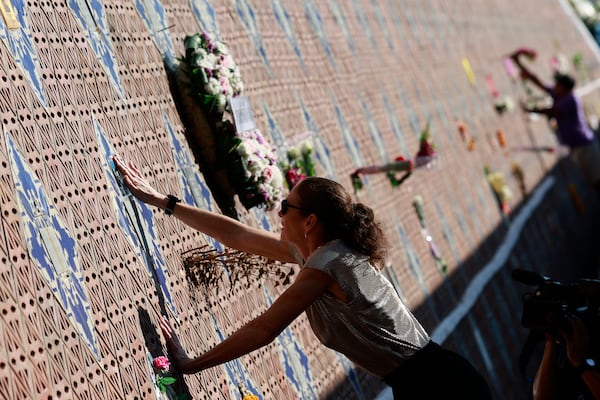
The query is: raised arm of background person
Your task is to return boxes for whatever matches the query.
[161,268,333,374]
[519,100,558,119]
[113,156,294,263]
[533,337,560,400]
[511,52,546,92]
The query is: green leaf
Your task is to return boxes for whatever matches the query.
[158,382,166,393]
[160,377,177,385]
[184,34,202,51]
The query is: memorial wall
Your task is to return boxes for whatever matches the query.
[1,1,599,399]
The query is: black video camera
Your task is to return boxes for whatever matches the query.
[512,269,600,334]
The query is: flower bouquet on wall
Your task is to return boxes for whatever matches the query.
[350,157,413,194]
[279,135,316,189]
[493,95,515,116]
[484,165,512,215]
[226,128,284,210]
[349,122,440,193]
[171,32,243,170]
[168,32,283,215]
[182,33,244,119]
[414,121,438,168]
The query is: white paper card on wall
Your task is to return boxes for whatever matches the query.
[0,0,19,30]
[230,96,256,133]
[39,227,71,278]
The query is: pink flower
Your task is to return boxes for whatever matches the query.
[286,168,307,188]
[153,356,171,372]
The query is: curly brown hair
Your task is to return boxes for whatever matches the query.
[294,177,387,267]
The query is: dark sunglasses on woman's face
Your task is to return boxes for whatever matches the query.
[280,199,310,215]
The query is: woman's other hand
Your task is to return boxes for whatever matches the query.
[160,316,192,373]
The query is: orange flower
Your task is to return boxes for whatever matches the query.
[457,121,467,141]
[496,130,506,148]
[467,137,476,151]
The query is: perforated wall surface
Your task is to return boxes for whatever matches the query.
[1,1,599,399]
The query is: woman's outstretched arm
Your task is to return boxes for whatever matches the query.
[113,156,294,263]
[161,268,333,374]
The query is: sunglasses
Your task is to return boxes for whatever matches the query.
[280,199,311,215]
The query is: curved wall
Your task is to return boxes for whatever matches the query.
[0,1,599,399]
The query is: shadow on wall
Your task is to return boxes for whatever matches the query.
[139,307,192,399]
[323,157,600,400]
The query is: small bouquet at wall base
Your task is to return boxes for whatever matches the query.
[484,166,512,214]
[226,128,285,210]
[457,120,468,141]
[152,356,177,394]
[493,95,515,115]
[386,156,413,187]
[349,157,413,194]
[412,196,448,274]
[511,162,526,198]
[280,137,316,189]
[414,121,438,168]
[351,170,364,193]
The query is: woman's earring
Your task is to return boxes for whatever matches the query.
[304,232,307,239]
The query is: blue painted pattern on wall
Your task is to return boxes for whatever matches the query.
[434,201,462,264]
[384,0,411,54]
[328,0,357,57]
[96,122,178,317]
[394,217,428,295]
[396,0,419,43]
[67,0,124,97]
[6,132,99,357]
[261,100,287,153]
[398,87,421,138]
[135,0,176,61]
[190,0,220,35]
[298,95,337,179]
[383,94,410,156]
[251,207,273,231]
[163,112,223,252]
[0,0,47,105]
[351,0,377,51]
[233,0,271,71]
[262,286,317,399]
[271,0,305,70]
[370,0,394,51]
[331,93,365,167]
[304,0,336,70]
[358,94,389,162]
[208,308,262,399]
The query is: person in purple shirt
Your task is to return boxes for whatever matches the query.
[511,50,600,191]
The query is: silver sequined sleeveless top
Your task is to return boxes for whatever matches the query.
[293,240,430,378]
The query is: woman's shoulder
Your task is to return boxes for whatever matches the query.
[305,239,344,265]
[305,240,368,271]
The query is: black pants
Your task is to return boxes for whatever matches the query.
[384,341,492,399]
